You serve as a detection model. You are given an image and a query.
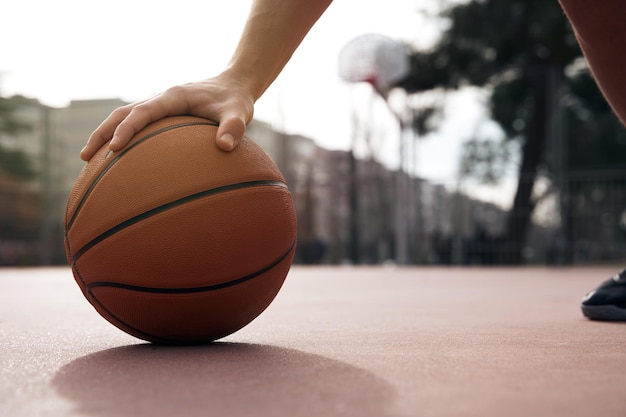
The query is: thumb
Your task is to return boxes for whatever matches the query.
[215,116,247,152]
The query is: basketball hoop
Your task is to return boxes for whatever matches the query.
[338,34,409,96]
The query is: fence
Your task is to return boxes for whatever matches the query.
[1,168,625,267]
[407,170,626,266]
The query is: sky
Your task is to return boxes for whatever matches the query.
[1,0,513,202]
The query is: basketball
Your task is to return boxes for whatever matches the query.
[64,116,297,344]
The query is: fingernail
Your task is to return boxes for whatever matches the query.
[220,133,235,150]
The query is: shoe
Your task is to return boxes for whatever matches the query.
[581,269,626,321]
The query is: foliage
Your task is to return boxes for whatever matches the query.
[0,147,36,180]
[398,0,582,138]
[0,96,32,136]
[394,0,626,263]
[0,94,40,253]
[0,175,41,241]
[566,70,626,170]
[0,96,35,180]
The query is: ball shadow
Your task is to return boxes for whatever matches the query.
[53,343,397,417]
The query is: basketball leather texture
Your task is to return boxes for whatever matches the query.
[64,116,297,344]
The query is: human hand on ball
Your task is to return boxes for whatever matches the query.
[80,72,255,161]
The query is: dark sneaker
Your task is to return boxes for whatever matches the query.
[581,269,626,321]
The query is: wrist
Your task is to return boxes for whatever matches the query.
[220,62,270,103]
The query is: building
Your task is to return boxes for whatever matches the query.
[1,97,128,263]
[1,98,322,264]
[2,96,525,266]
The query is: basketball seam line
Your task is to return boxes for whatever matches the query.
[65,120,219,231]
[87,292,177,344]
[70,179,288,262]
[85,237,296,295]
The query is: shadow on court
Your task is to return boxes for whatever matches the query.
[52,342,397,417]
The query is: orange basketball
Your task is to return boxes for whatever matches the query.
[64,116,297,344]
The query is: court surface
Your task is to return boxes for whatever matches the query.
[1,266,625,417]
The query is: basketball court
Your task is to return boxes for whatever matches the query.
[1,266,625,416]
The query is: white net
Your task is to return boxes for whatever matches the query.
[338,34,409,93]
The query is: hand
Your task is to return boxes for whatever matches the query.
[80,74,255,161]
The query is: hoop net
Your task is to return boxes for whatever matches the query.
[338,34,409,94]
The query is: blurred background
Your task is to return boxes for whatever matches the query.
[1,0,625,266]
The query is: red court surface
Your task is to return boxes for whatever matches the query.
[1,266,625,417]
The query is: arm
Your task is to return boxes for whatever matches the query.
[80,0,333,161]
[559,0,626,125]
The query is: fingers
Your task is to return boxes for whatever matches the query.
[214,91,254,152]
[216,116,247,151]
[108,101,171,151]
[80,78,255,160]
[80,105,132,161]
[80,95,173,161]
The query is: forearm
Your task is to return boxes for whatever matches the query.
[80,0,333,160]
[559,0,626,124]
[224,0,333,102]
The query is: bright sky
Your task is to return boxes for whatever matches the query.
[1,0,503,193]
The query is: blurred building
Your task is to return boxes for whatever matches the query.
[2,96,575,266]
[57,99,129,192]
[0,98,129,263]
[0,98,324,264]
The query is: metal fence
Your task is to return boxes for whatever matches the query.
[1,168,625,267]
[408,170,626,266]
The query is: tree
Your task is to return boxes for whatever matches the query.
[0,95,35,179]
[0,95,40,260]
[396,0,585,263]
[558,70,626,263]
